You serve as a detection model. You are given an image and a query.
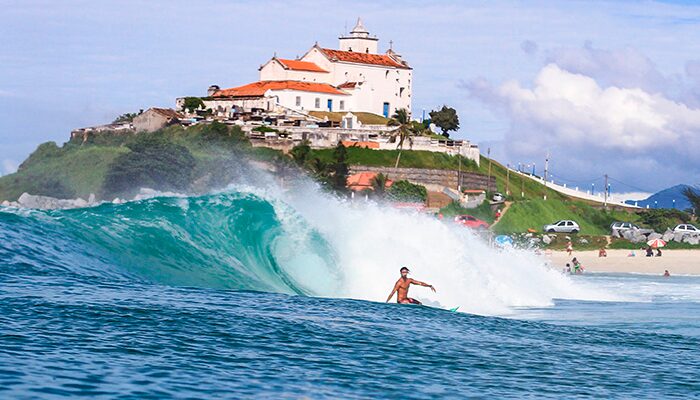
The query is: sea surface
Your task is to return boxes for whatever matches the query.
[1,189,698,399]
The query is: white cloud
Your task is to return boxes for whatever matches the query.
[467,63,700,187]
[2,159,18,175]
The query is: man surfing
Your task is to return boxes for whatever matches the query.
[386,267,436,305]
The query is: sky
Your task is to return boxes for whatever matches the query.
[1,0,699,194]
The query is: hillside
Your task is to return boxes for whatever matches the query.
[0,123,284,202]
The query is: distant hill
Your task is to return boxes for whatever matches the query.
[625,184,698,210]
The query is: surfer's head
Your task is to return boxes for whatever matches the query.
[400,267,409,277]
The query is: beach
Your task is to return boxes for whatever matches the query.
[548,249,700,275]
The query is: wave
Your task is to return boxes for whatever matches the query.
[0,183,615,315]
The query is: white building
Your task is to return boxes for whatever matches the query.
[197,19,412,119]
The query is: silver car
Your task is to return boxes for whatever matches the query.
[543,220,580,233]
[610,221,639,233]
[673,224,699,233]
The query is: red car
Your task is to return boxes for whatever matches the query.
[454,215,490,229]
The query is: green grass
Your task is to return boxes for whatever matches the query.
[439,201,495,224]
[492,199,641,235]
[308,111,389,125]
[309,147,479,170]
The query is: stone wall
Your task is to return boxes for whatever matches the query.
[349,166,496,190]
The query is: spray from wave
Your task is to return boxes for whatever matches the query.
[0,179,616,315]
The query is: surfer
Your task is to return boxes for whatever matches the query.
[386,267,436,305]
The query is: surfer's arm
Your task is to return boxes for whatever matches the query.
[410,279,436,292]
[386,282,399,302]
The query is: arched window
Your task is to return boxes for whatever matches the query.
[385,70,389,79]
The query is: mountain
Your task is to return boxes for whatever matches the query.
[625,184,698,210]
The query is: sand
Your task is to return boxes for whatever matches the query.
[547,249,700,275]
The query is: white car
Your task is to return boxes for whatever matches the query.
[610,221,639,233]
[543,220,580,233]
[673,224,699,233]
[492,192,505,202]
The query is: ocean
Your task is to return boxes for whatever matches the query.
[1,187,698,399]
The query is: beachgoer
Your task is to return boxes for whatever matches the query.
[495,209,502,220]
[572,257,584,274]
[598,248,607,257]
[563,263,571,274]
[566,241,573,256]
[645,246,654,257]
[656,248,662,257]
[663,270,670,277]
[386,267,436,305]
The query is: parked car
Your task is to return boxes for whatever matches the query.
[543,220,580,233]
[673,224,699,234]
[454,215,490,229]
[610,221,639,233]
[492,192,505,202]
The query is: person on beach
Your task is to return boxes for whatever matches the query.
[656,248,662,257]
[563,263,571,274]
[386,267,436,305]
[572,258,584,274]
[566,240,573,256]
[663,270,670,277]
[645,247,654,257]
[598,248,607,257]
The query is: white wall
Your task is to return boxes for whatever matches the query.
[301,47,412,117]
[338,37,378,54]
[269,89,351,113]
[259,59,329,82]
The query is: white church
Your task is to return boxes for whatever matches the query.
[197,19,412,119]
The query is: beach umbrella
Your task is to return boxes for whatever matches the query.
[646,238,667,248]
[495,235,514,247]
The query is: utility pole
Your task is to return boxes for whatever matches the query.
[543,151,549,200]
[458,155,462,192]
[604,174,609,208]
[505,164,510,196]
[486,147,492,194]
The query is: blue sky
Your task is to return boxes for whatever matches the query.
[1,0,699,194]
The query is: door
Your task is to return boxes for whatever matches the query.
[327,99,333,111]
[383,102,390,118]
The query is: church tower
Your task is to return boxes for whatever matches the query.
[338,18,379,54]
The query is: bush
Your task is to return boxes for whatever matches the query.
[252,125,279,133]
[18,142,64,170]
[636,209,691,232]
[102,133,196,198]
[387,180,427,202]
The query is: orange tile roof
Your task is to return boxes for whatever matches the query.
[213,80,348,97]
[320,48,410,69]
[347,172,393,191]
[277,59,328,73]
[338,82,359,89]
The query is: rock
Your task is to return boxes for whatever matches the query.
[622,230,635,241]
[578,238,589,244]
[673,232,686,242]
[525,233,533,238]
[542,235,552,245]
[687,235,700,245]
[647,232,662,241]
[662,229,674,242]
[1,200,9,207]
[88,193,96,204]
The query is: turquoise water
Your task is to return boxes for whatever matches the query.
[1,192,699,398]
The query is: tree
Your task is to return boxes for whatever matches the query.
[290,140,311,166]
[329,141,349,194]
[370,173,389,198]
[182,97,205,112]
[684,186,700,215]
[113,112,139,124]
[429,106,459,137]
[388,108,417,168]
[102,133,196,198]
[387,180,427,202]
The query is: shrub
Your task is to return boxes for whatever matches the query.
[387,180,427,202]
[102,133,196,198]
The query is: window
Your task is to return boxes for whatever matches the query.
[339,100,345,110]
[399,87,405,97]
[295,96,301,107]
[315,98,320,108]
[385,70,389,78]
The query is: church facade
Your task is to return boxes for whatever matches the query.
[204,19,412,118]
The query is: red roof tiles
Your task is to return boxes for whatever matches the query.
[320,48,410,69]
[277,59,328,73]
[213,80,348,97]
[347,172,393,191]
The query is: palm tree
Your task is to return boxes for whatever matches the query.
[371,173,389,198]
[683,186,700,215]
[388,108,416,168]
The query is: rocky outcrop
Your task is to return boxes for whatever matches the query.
[1,192,99,210]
